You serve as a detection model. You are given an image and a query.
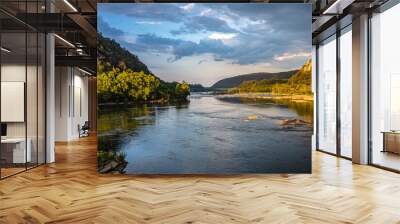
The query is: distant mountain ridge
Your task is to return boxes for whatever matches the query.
[232,59,312,95]
[211,70,298,89]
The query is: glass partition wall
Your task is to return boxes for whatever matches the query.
[0,3,46,179]
[370,3,400,171]
[317,35,337,155]
[316,25,353,159]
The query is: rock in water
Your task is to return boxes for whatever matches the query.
[247,115,258,120]
[98,161,119,173]
[281,119,310,126]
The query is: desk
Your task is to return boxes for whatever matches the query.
[1,138,31,163]
[382,131,400,154]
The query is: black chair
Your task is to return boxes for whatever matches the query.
[78,121,90,138]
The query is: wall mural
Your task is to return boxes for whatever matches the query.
[97,3,313,174]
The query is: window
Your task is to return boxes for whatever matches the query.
[339,26,352,158]
[317,35,337,154]
[370,3,400,171]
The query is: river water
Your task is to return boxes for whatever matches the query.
[98,94,313,174]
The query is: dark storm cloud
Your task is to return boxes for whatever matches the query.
[135,34,181,50]
[131,34,231,62]
[98,16,124,37]
[98,3,311,65]
[129,33,308,65]
[167,3,311,36]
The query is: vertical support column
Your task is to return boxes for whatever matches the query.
[352,14,369,164]
[46,33,55,163]
[46,1,55,163]
[336,29,341,156]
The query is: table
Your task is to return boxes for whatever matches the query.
[1,138,31,163]
[382,131,400,154]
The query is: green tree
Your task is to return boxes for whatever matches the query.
[175,81,190,100]
[97,65,190,104]
[97,67,161,103]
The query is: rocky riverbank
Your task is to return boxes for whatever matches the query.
[98,151,128,174]
[280,118,312,127]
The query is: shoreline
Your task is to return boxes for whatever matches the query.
[98,93,313,106]
[98,99,189,107]
[218,93,314,102]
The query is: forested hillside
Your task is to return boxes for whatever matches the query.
[231,59,312,95]
[189,84,213,92]
[98,34,151,74]
[287,59,312,93]
[211,71,297,89]
[97,34,190,104]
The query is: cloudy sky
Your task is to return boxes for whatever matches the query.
[98,3,311,87]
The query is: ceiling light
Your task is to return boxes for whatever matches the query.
[54,34,75,48]
[78,67,93,76]
[1,47,11,53]
[63,0,78,12]
[76,48,85,55]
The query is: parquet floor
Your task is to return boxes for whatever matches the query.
[1,167,26,178]
[1,135,400,224]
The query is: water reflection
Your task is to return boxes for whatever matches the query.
[216,96,313,122]
[98,95,313,174]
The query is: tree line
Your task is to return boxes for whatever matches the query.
[97,61,190,104]
[97,34,190,104]
[229,59,312,95]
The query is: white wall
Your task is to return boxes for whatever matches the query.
[54,67,89,141]
[55,66,70,141]
[71,72,89,138]
[1,64,26,139]
[1,64,26,81]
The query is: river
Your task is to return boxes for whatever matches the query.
[98,93,313,174]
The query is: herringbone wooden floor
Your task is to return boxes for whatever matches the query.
[1,135,400,224]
